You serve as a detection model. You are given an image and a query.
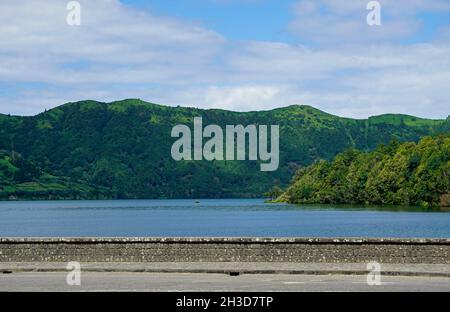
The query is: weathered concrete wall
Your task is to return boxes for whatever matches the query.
[0,238,449,264]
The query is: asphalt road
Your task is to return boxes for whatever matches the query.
[0,272,449,292]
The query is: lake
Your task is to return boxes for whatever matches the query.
[0,199,449,238]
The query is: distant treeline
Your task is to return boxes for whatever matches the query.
[277,135,450,207]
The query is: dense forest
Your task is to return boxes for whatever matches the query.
[0,99,448,200]
[0,150,112,200]
[277,135,450,207]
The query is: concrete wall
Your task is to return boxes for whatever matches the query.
[0,238,449,264]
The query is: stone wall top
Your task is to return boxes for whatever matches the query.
[0,237,449,244]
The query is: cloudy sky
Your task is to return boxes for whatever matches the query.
[1,0,450,118]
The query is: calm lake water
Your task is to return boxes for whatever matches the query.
[0,199,449,238]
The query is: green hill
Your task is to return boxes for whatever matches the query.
[277,135,450,207]
[0,99,448,200]
[0,150,112,200]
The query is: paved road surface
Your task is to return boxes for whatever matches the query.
[2,262,449,276]
[1,272,449,292]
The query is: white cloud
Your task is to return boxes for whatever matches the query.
[289,0,450,44]
[202,85,287,111]
[0,0,449,119]
[0,0,225,85]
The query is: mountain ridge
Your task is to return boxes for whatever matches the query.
[2,99,447,122]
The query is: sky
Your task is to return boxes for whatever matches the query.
[0,0,450,118]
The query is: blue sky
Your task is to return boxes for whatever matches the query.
[125,0,450,44]
[0,0,449,118]
[124,0,295,42]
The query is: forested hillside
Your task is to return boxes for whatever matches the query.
[277,135,450,207]
[0,99,448,200]
[0,150,111,200]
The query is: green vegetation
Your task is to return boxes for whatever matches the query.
[0,150,112,200]
[0,99,448,200]
[278,135,450,207]
[263,186,284,201]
